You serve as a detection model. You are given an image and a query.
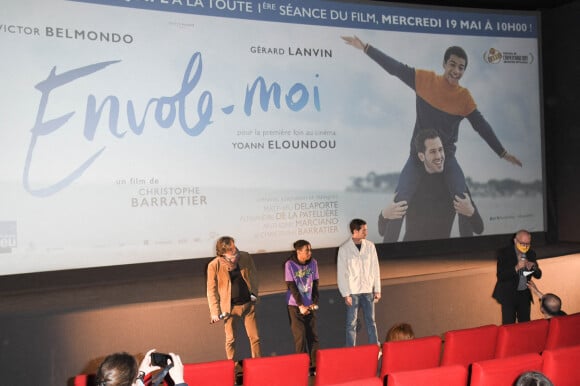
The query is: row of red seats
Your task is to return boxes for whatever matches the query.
[442,311,580,367]
[73,343,580,386]
[365,345,580,386]
[249,343,580,386]
[74,312,580,385]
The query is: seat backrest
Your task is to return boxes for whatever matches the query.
[470,353,543,386]
[495,319,549,358]
[380,336,442,379]
[182,359,234,386]
[544,312,580,350]
[542,344,580,386]
[319,379,383,386]
[386,364,468,386]
[73,374,95,386]
[440,324,498,367]
[314,344,380,386]
[243,353,309,386]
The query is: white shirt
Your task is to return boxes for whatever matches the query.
[337,238,381,297]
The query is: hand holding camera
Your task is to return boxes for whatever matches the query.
[135,349,175,386]
[144,351,185,386]
[151,352,173,367]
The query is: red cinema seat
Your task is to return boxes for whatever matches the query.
[73,374,95,386]
[314,344,380,386]
[544,312,580,350]
[495,319,548,358]
[470,353,543,386]
[379,335,442,379]
[182,359,234,386]
[542,345,580,386]
[386,365,467,386]
[440,324,498,367]
[243,353,309,386]
[322,379,382,386]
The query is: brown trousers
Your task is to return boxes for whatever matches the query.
[224,302,261,360]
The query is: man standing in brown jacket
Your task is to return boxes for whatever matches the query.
[207,236,261,362]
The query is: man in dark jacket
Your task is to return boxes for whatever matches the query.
[492,230,542,324]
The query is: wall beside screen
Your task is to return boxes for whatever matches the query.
[0,0,545,276]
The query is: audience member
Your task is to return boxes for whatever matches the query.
[514,370,554,386]
[285,239,320,373]
[96,349,187,386]
[385,322,415,342]
[378,322,416,376]
[492,229,542,324]
[527,280,567,318]
[337,218,381,346]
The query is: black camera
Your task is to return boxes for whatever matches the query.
[151,352,172,367]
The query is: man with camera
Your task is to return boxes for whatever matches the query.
[96,349,187,386]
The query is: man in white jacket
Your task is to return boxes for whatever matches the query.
[337,218,382,346]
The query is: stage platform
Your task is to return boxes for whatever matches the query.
[1,241,579,316]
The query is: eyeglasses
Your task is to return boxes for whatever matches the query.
[516,239,531,247]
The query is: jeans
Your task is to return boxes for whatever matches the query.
[346,293,378,346]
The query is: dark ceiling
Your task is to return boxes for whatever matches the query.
[379,0,577,11]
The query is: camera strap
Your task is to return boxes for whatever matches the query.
[150,363,173,386]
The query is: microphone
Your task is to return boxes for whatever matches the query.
[210,312,230,324]
[299,304,318,315]
[517,253,526,273]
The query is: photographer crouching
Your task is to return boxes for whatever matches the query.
[95,348,187,386]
